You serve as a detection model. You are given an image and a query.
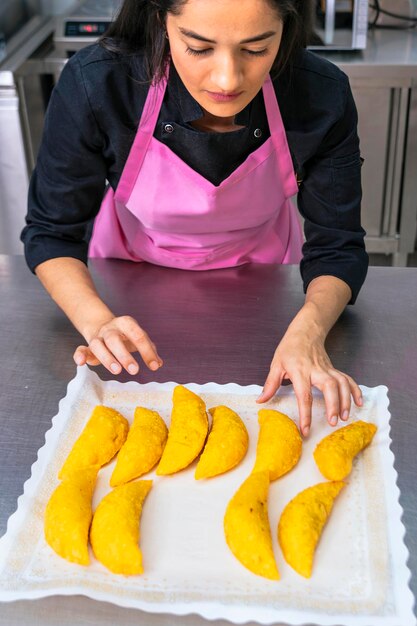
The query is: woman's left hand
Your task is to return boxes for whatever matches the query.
[256,327,362,437]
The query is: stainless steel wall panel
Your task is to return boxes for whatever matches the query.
[395,86,417,266]
[0,17,55,255]
[352,86,391,237]
[386,88,409,238]
[0,88,28,254]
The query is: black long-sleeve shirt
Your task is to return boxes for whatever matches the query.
[21,43,368,302]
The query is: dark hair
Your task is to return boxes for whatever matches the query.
[101,0,312,82]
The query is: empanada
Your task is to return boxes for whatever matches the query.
[110,407,168,486]
[44,466,98,565]
[90,480,152,575]
[278,481,345,577]
[59,405,129,479]
[224,470,279,580]
[314,420,377,480]
[253,409,302,480]
[195,405,248,479]
[156,386,208,475]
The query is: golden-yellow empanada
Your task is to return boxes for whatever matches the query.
[156,386,208,475]
[253,409,302,480]
[44,466,98,565]
[59,405,129,479]
[110,407,168,486]
[195,405,249,479]
[224,470,279,580]
[278,481,345,578]
[90,480,152,575]
[314,420,377,480]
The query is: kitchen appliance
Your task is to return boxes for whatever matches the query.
[309,0,369,50]
[53,0,121,57]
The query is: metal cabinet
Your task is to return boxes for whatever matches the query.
[351,79,414,265]
[323,31,417,266]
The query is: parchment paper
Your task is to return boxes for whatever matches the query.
[0,366,414,626]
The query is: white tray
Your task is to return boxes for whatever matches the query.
[0,366,414,626]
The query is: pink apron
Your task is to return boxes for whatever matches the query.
[89,72,303,268]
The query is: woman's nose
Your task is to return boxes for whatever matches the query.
[211,56,243,92]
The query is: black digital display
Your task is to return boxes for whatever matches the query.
[65,21,111,37]
[79,23,99,33]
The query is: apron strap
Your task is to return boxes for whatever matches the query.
[262,76,299,197]
[115,72,168,204]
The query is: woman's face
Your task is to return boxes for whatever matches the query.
[166,0,283,119]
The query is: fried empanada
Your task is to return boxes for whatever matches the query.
[195,405,249,479]
[90,480,152,575]
[110,407,168,486]
[224,470,279,580]
[278,480,345,578]
[44,466,98,565]
[59,405,129,479]
[253,409,302,480]
[156,386,208,475]
[314,420,377,480]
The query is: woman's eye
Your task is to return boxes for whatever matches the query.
[245,49,269,57]
[186,47,212,56]
[185,47,268,58]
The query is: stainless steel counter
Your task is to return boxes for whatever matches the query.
[0,256,416,625]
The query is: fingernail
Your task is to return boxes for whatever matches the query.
[150,360,160,371]
[128,364,138,375]
[256,393,264,402]
[342,410,349,421]
[110,363,120,374]
[303,425,310,437]
[330,415,338,426]
[358,396,363,406]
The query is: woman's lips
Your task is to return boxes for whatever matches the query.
[205,91,243,102]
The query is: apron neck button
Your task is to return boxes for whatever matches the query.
[163,123,174,133]
[254,128,262,138]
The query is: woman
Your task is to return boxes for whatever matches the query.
[21,0,368,436]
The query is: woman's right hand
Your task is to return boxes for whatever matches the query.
[73,315,163,376]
